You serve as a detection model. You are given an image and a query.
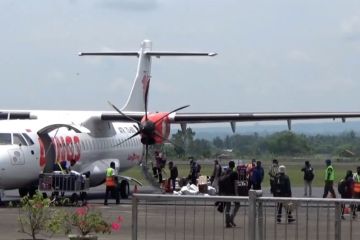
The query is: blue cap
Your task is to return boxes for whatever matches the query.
[325,159,331,164]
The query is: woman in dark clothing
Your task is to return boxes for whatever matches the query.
[340,170,354,220]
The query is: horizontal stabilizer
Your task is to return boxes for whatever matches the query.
[78,52,139,56]
[145,51,217,57]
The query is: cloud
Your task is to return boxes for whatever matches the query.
[97,0,159,11]
[341,16,360,41]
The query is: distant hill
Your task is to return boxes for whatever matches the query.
[171,121,360,140]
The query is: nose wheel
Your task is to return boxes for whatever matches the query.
[119,180,130,199]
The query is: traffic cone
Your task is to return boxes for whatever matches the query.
[133,184,138,194]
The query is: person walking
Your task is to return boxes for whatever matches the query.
[301,161,315,197]
[218,160,240,228]
[251,161,264,190]
[269,159,279,195]
[168,161,178,191]
[274,165,295,223]
[104,162,119,205]
[211,160,222,192]
[152,151,165,184]
[323,159,336,198]
[338,170,354,220]
[188,157,201,185]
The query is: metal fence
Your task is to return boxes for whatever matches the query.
[131,191,360,240]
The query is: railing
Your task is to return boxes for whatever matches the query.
[132,191,360,240]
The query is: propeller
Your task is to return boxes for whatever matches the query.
[108,78,190,165]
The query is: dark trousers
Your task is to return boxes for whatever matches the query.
[225,202,240,225]
[277,202,294,220]
[169,178,176,190]
[104,185,119,205]
[152,167,163,183]
[270,179,275,194]
[253,183,261,190]
[323,181,336,198]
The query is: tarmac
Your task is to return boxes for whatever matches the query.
[0,186,347,240]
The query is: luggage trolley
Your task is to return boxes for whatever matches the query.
[38,172,90,205]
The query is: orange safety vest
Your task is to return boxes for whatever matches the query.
[354,182,360,193]
[106,167,116,187]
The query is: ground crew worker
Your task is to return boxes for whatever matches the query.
[322,159,336,198]
[353,166,360,218]
[104,162,119,205]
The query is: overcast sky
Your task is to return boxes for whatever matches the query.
[1,0,360,118]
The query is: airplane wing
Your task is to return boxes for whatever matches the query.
[101,111,360,132]
[102,111,360,122]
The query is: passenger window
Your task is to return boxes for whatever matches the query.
[0,133,11,145]
[13,133,28,146]
[22,133,34,145]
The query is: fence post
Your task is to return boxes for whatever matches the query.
[132,194,139,240]
[258,196,264,240]
[334,202,341,240]
[248,190,263,240]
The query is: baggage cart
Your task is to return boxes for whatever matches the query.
[38,172,89,205]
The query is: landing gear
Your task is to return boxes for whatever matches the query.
[119,180,130,199]
[19,186,37,198]
[18,188,28,198]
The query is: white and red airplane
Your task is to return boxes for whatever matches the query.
[1,39,360,200]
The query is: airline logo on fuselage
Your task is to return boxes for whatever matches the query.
[39,136,81,167]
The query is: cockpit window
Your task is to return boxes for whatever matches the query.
[22,133,34,145]
[0,133,11,145]
[13,133,28,146]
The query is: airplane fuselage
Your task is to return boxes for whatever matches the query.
[0,110,143,190]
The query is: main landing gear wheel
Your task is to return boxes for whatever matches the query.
[18,188,28,198]
[120,180,130,199]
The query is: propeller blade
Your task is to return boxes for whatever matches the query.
[144,78,151,121]
[154,105,190,125]
[113,131,141,147]
[133,124,140,132]
[107,100,141,124]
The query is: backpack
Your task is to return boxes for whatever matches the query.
[274,175,285,196]
[304,167,314,181]
[338,179,347,195]
[218,173,231,195]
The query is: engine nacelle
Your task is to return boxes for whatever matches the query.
[140,112,170,144]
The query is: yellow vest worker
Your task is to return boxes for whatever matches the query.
[104,162,119,205]
[322,159,336,198]
[106,167,116,187]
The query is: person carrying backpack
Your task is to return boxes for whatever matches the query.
[274,165,295,223]
[301,161,314,197]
